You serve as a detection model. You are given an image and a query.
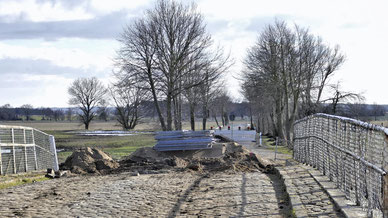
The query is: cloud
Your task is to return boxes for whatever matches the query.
[0,39,116,70]
[0,73,73,107]
[0,58,91,79]
[35,0,89,9]
[0,57,113,83]
[0,57,110,107]
[0,10,134,40]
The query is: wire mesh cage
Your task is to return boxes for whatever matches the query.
[0,125,59,175]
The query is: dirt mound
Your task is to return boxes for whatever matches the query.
[118,142,274,174]
[60,147,119,174]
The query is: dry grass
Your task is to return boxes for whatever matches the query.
[370,120,388,128]
[0,171,49,190]
[0,118,254,164]
[0,118,253,131]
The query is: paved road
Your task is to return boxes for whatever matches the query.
[0,170,291,217]
[0,139,345,218]
[243,141,344,217]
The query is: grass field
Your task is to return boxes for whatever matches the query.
[0,118,261,189]
[50,131,157,163]
[0,118,253,164]
[261,136,293,156]
[0,119,251,131]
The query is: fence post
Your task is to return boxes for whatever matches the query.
[275,137,278,161]
[383,136,388,217]
[32,130,38,170]
[384,174,388,217]
[259,132,262,146]
[11,128,16,174]
[49,135,59,171]
[23,129,28,172]
[0,144,2,175]
[0,130,2,175]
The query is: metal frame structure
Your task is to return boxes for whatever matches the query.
[0,125,59,175]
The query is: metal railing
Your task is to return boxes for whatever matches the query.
[0,125,59,175]
[293,113,388,216]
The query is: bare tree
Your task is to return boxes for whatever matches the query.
[116,0,224,131]
[0,104,16,120]
[320,82,364,115]
[68,77,107,130]
[97,99,109,121]
[110,78,150,130]
[53,109,65,121]
[211,90,232,127]
[116,13,166,130]
[370,103,385,121]
[66,107,73,121]
[242,20,346,144]
[20,104,33,121]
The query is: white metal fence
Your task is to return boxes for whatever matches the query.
[0,125,59,175]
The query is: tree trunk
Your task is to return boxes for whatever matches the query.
[173,96,178,130]
[190,104,195,131]
[223,112,229,126]
[214,115,220,127]
[275,98,283,138]
[173,95,182,131]
[149,78,166,131]
[202,104,207,130]
[166,94,173,131]
[177,94,182,130]
[249,107,254,130]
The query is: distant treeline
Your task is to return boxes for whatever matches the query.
[0,102,386,123]
[0,101,253,123]
[320,103,387,121]
[0,104,69,121]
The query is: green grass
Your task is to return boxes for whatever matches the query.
[100,134,156,160]
[49,131,156,163]
[57,151,73,164]
[262,136,293,156]
[1,118,252,163]
[0,173,49,190]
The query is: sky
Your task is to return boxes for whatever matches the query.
[0,0,387,107]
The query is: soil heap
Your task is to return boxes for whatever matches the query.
[60,147,119,174]
[118,142,274,174]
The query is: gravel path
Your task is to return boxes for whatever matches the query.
[0,170,291,217]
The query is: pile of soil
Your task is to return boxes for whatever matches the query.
[118,142,274,174]
[60,147,119,174]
